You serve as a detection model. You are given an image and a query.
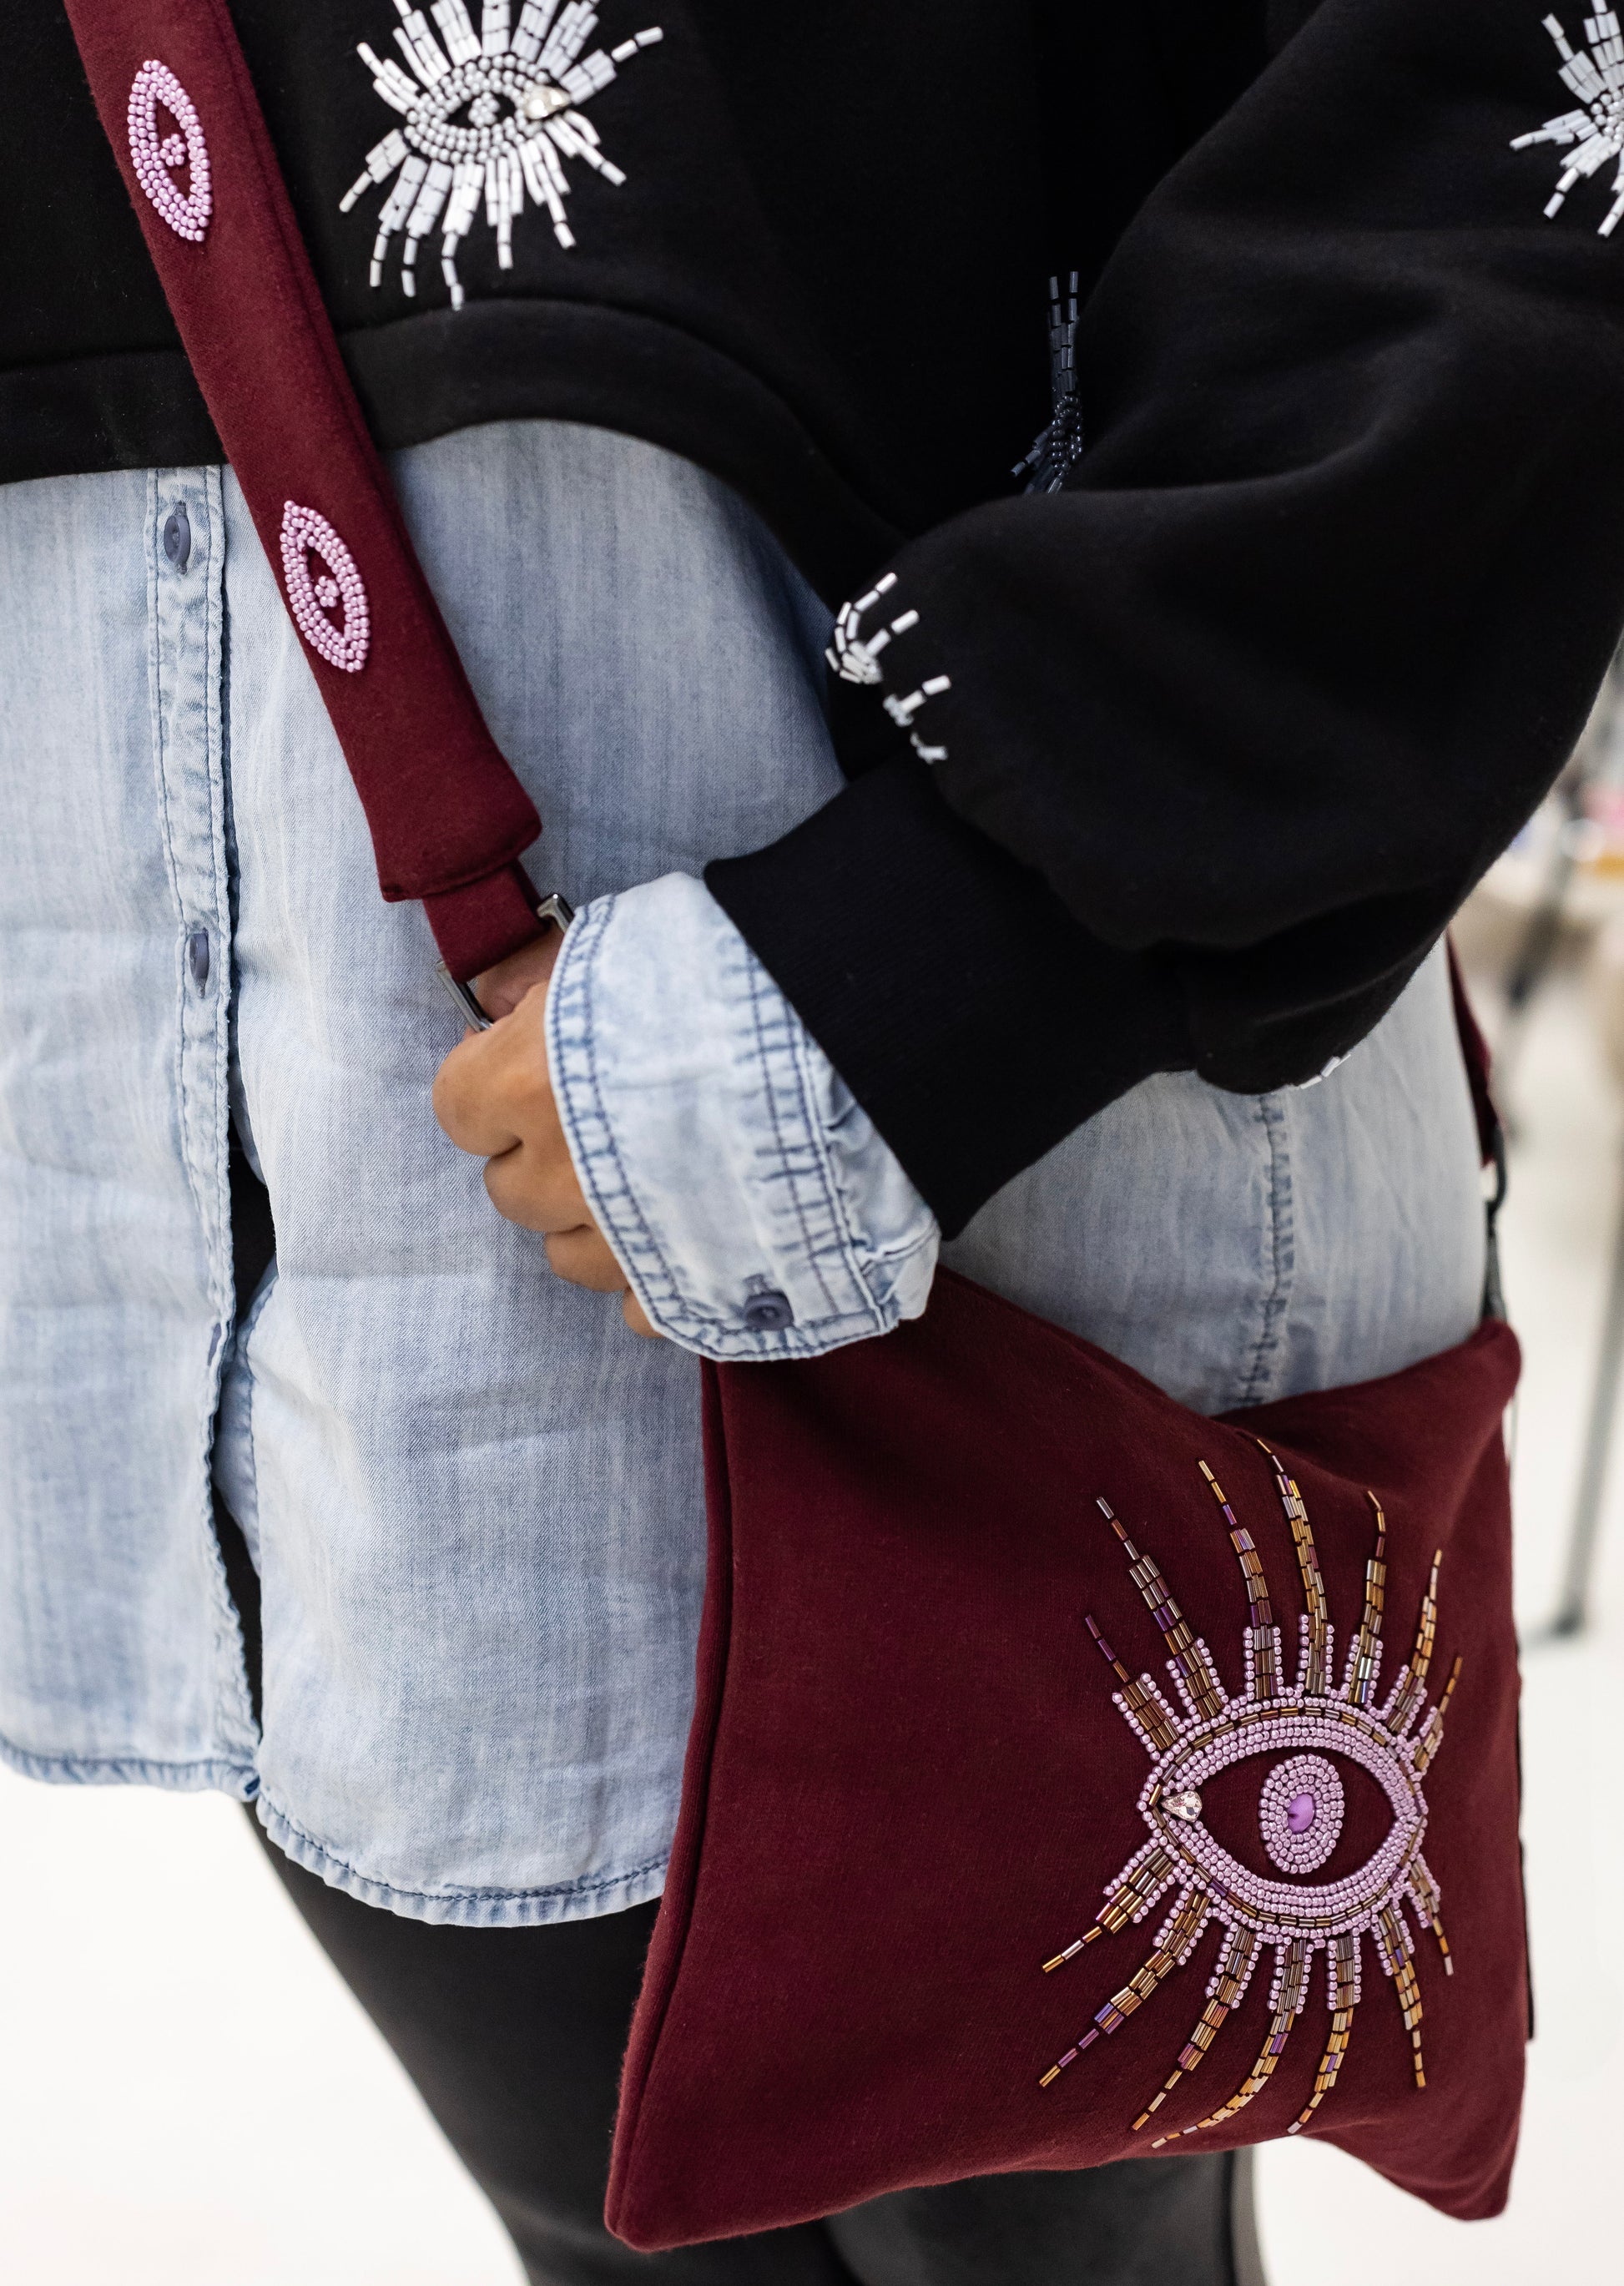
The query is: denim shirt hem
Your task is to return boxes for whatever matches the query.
[257,1794,671,1927]
[0,1730,258,1798]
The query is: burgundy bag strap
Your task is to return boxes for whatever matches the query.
[63,0,552,989]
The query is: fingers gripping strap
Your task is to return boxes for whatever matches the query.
[64,0,544,981]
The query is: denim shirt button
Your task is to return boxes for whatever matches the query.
[741,1287,794,1332]
[186,927,210,991]
[163,505,191,570]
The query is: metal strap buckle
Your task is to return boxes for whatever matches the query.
[436,892,576,1031]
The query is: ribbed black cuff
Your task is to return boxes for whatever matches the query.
[706,755,1194,1236]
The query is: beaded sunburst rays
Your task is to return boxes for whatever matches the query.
[340,3,663,308]
[1039,1444,1460,2147]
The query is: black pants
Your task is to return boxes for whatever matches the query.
[219,1158,1264,2285]
[250,1816,1261,2286]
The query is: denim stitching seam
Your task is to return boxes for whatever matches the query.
[1238,1093,1297,1409]
[550,901,879,1357]
[194,471,258,1759]
[550,896,703,1335]
[258,1789,671,1911]
[741,946,878,1330]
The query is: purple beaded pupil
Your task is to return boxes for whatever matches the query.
[1257,1752,1346,1877]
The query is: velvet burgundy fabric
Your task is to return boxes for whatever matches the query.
[63,0,544,979]
[607,1275,1526,2248]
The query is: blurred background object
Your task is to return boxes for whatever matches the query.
[1455,642,1624,1639]
[1455,639,1624,1082]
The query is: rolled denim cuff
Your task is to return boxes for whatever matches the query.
[546,874,939,1360]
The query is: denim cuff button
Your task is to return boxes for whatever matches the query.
[742,1288,794,1332]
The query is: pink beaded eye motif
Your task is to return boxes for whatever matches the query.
[1039,1444,1460,2145]
[280,502,371,674]
[128,62,212,244]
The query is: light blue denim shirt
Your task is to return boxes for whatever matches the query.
[547,877,937,1357]
[0,420,1485,1924]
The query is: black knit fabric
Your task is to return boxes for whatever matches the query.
[13,0,1621,1222]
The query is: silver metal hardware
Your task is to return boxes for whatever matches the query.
[436,893,575,1030]
[439,969,497,1031]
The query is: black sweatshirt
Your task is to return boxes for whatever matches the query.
[9,0,1622,1229]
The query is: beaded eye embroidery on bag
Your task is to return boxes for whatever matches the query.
[340,1,663,306]
[1040,1444,1460,2144]
[1512,9,1624,232]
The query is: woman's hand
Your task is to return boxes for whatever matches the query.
[432,928,658,1337]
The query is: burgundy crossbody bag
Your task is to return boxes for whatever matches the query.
[65,0,1530,2243]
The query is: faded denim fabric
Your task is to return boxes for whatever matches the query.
[941,946,1485,1414]
[0,420,1485,1926]
[552,866,1484,1397]
[547,876,939,1360]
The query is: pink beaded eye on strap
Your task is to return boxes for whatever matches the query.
[66,0,556,991]
[280,501,371,674]
[128,58,212,241]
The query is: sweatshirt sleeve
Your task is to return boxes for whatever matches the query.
[709,0,1624,1235]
